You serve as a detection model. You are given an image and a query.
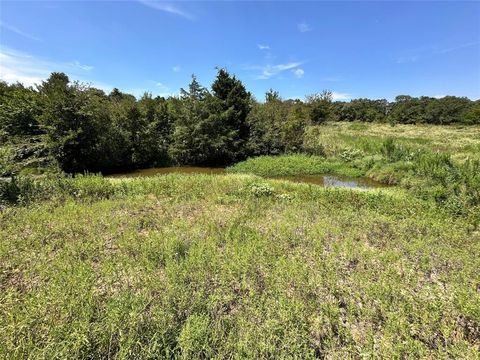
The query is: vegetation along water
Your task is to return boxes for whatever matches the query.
[1,70,479,358]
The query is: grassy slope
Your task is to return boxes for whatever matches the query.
[304,122,480,162]
[1,174,479,358]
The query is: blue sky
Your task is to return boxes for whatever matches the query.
[1,1,479,101]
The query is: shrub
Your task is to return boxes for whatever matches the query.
[0,174,118,205]
[339,148,363,162]
[0,176,35,204]
[246,182,274,197]
[381,138,416,162]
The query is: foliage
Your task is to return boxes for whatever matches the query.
[334,98,388,123]
[169,70,251,165]
[462,101,480,125]
[282,103,310,152]
[246,90,291,156]
[387,95,474,125]
[228,154,363,178]
[0,82,42,136]
[37,73,93,173]
[245,181,274,197]
[306,90,333,124]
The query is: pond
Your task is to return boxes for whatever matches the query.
[109,166,225,178]
[109,167,387,189]
[272,174,387,189]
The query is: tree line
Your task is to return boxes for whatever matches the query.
[1,69,479,173]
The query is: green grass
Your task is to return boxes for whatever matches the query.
[231,124,480,225]
[2,123,480,358]
[1,174,479,358]
[228,154,363,177]
[304,122,480,162]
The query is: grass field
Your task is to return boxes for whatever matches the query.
[304,122,480,162]
[1,122,480,358]
[1,174,479,358]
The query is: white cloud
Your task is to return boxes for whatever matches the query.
[251,62,303,80]
[155,81,170,92]
[432,94,446,99]
[434,41,480,54]
[0,21,41,41]
[0,49,51,87]
[0,71,43,87]
[172,66,181,72]
[297,21,312,33]
[292,68,304,78]
[0,47,110,91]
[331,91,351,101]
[137,0,194,20]
[396,41,479,64]
[257,44,270,50]
[70,60,94,71]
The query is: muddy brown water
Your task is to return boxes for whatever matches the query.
[109,166,388,189]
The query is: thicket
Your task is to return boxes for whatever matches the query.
[1,71,478,176]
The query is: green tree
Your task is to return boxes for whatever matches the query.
[282,103,310,152]
[307,90,333,124]
[137,93,173,166]
[107,88,137,170]
[210,68,251,163]
[169,75,211,164]
[387,95,426,124]
[0,82,41,136]
[425,96,472,125]
[37,73,121,173]
[170,70,252,165]
[38,73,91,173]
[337,99,388,122]
[247,90,292,156]
[462,101,480,124]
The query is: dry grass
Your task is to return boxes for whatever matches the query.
[305,122,480,161]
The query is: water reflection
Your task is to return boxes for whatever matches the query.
[274,174,386,189]
[109,167,387,189]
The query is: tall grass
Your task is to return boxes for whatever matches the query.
[232,128,480,225]
[227,154,363,177]
[1,174,479,358]
[303,122,480,162]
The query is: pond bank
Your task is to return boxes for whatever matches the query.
[108,165,387,189]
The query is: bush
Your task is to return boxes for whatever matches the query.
[0,174,117,205]
[246,181,274,197]
[339,148,363,162]
[0,176,35,205]
[380,138,416,162]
